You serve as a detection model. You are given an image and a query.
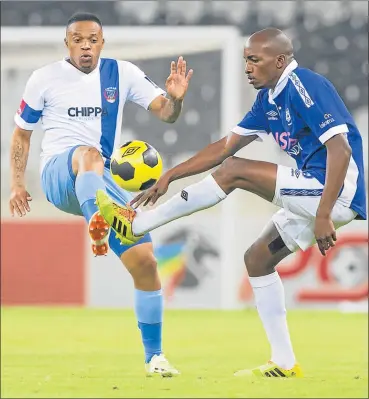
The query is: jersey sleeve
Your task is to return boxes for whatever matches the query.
[289,72,349,144]
[14,72,44,130]
[231,91,269,141]
[125,62,165,109]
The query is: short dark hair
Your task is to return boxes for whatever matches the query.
[66,12,102,28]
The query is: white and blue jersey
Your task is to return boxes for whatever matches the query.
[14,57,165,173]
[232,60,367,220]
[14,57,164,257]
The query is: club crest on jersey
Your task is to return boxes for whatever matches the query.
[104,87,117,103]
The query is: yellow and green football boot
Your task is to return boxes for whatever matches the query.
[95,189,143,246]
[234,361,303,378]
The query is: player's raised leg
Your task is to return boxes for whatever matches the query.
[96,156,277,243]
[72,145,110,256]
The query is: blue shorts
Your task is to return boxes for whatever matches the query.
[41,145,152,258]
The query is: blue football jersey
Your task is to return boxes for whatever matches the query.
[233,61,367,220]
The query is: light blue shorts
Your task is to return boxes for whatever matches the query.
[41,145,152,258]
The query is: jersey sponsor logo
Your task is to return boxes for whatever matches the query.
[266,110,278,120]
[104,86,117,103]
[287,142,303,156]
[67,107,108,118]
[319,113,335,129]
[274,131,303,156]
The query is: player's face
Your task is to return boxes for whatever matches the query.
[65,21,104,73]
[243,44,283,90]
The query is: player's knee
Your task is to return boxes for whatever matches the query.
[76,146,104,174]
[139,254,158,277]
[244,246,258,276]
[126,251,158,281]
[220,156,238,172]
[213,156,238,186]
[244,244,274,277]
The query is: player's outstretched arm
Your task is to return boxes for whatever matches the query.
[314,133,352,256]
[130,133,257,208]
[9,126,33,217]
[149,56,193,123]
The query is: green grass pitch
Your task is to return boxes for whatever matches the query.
[1,307,367,398]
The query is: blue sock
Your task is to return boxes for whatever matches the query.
[75,171,106,222]
[135,289,163,363]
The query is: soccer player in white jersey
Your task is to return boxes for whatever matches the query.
[9,12,193,376]
[96,28,367,378]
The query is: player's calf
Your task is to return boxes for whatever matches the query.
[243,223,297,371]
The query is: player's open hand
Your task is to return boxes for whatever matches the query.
[9,185,32,217]
[165,56,193,101]
[314,215,336,256]
[130,175,171,209]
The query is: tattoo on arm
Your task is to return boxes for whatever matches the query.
[11,136,29,187]
[162,97,183,123]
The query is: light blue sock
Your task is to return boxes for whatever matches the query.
[135,289,163,363]
[75,171,105,222]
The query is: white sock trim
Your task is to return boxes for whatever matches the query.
[206,174,227,200]
[248,271,279,288]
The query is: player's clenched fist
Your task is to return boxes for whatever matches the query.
[9,185,32,217]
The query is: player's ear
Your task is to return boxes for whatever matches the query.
[276,54,285,69]
[64,37,68,48]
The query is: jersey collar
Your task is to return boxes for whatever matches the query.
[268,60,298,103]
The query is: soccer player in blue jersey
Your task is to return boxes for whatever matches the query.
[97,27,367,378]
[9,12,194,376]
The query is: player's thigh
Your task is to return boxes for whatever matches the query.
[270,165,324,252]
[272,165,325,218]
[119,242,157,275]
[214,157,278,202]
[272,206,357,255]
[272,165,357,241]
[41,145,83,216]
[245,219,292,277]
[108,229,153,262]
